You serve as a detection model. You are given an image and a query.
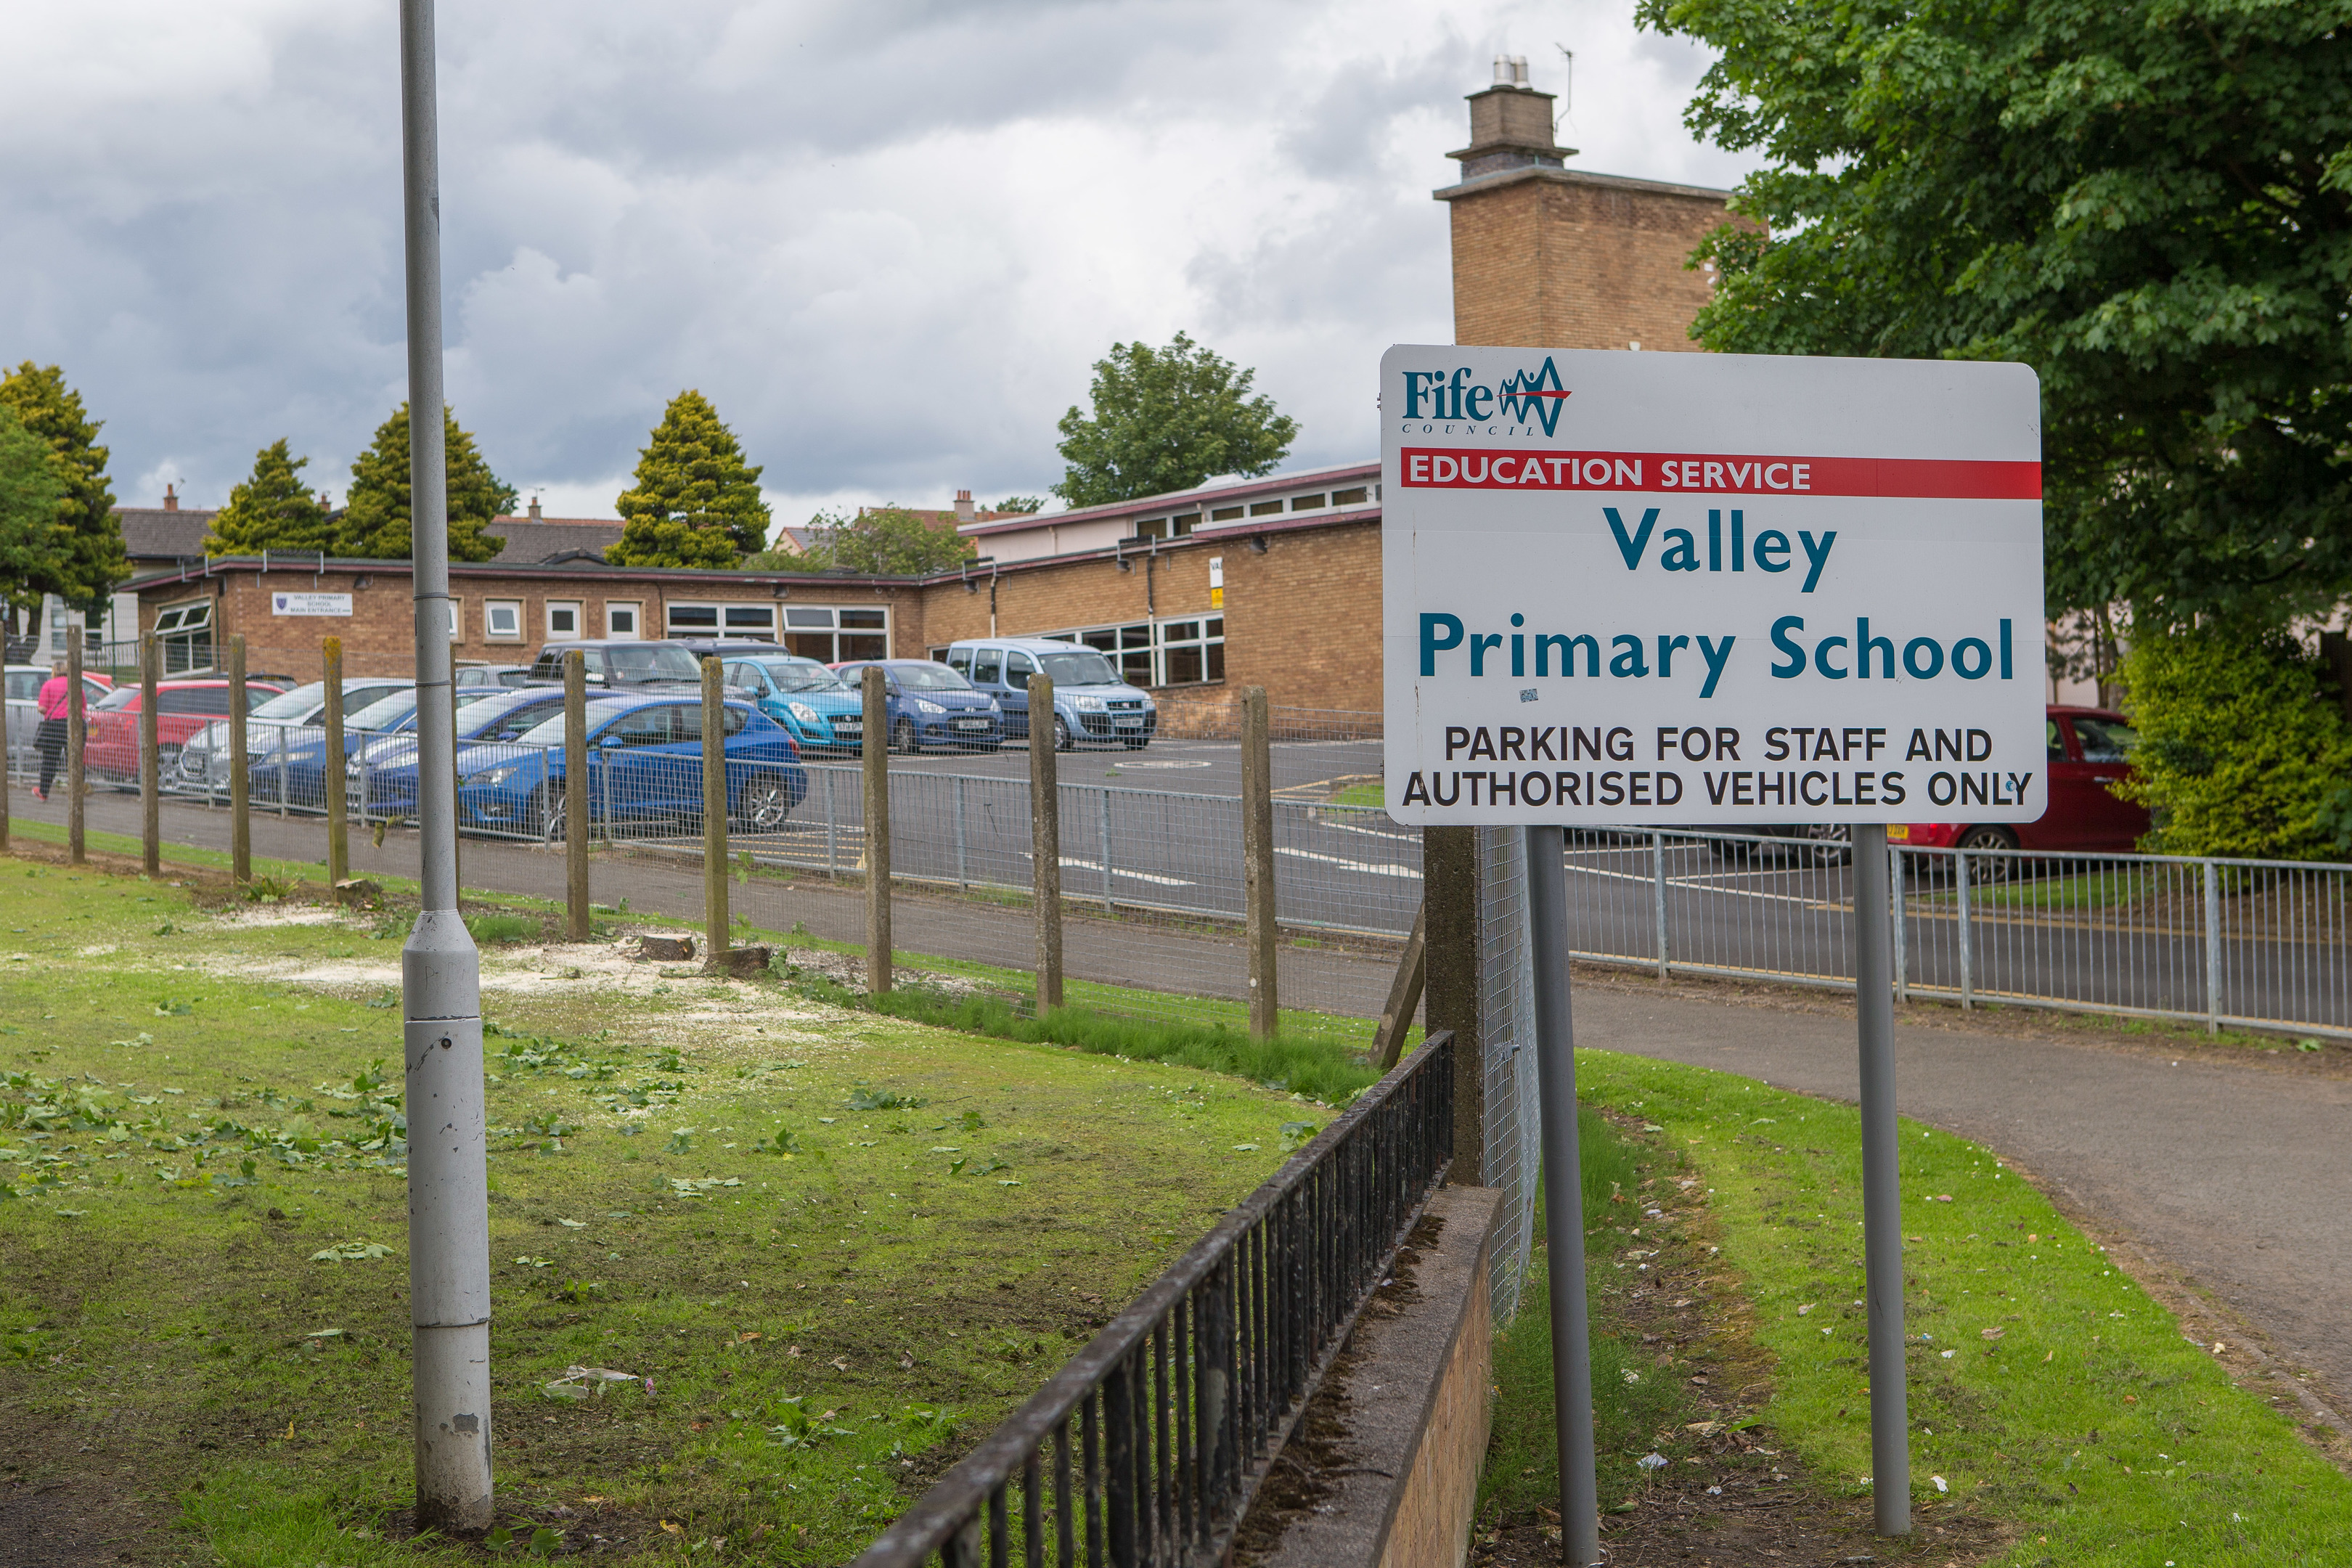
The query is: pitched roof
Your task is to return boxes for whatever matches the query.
[115,507,217,561]
[482,517,624,564]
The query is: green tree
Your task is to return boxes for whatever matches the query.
[2111,626,2352,859]
[991,495,1045,514]
[0,362,125,614]
[336,404,515,562]
[0,403,67,622]
[751,507,976,576]
[1641,0,2352,629]
[607,390,772,569]
[204,439,331,555]
[1053,332,1297,508]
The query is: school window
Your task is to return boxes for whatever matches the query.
[1040,617,1223,687]
[777,605,889,663]
[152,597,214,673]
[1072,623,1156,688]
[484,600,523,640]
[446,599,463,642]
[664,603,780,642]
[604,601,641,639]
[546,600,583,640]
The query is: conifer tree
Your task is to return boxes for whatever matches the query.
[608,391,772,569]
[204,439,331,555]
[0,362,125,613]
[336,403,514,562]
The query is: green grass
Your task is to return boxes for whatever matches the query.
[1547,1051,2352,1564]
[1325,783,1385,809]
[791,975,1382,1107]
[0,854,1331,1564]
[1482,1106,1700,1518]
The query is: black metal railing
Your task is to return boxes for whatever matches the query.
[853,1031,1455,1568]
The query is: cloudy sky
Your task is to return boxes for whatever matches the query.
[3,1,1763,536]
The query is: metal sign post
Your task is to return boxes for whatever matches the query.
[1379,347,2045,1542]
[1525,823,1601,1564]
[1851,822,1909,1530]
[397,0,493,1532]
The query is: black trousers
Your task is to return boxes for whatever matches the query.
[33,717,65,795]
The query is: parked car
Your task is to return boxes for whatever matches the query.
[1893,706,2147,855]
[943,637,1155,750]
[452,695,807,840]
[80,677,287,783]
[175,678,411,795]
[455,663,533,688]
[346,687,571,821]
[713,652,867,755]
[256,685,534,814]
[1707,705,2147,864]
[5,665,115,772]
[829,658,1004,753]
[522,640,709,691]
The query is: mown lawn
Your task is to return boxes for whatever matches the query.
[0,852,1344,1564]
[1552,1051,2352,1565]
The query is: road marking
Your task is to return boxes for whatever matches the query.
[1026,854,1193,888]
[1275,846,1423,879]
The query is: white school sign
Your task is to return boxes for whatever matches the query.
[1380,348,2046,826]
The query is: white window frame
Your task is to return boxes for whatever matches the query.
[446,597,463,642]
[484,600,524,641]
[545,600,584,641]
[604,600,642,640]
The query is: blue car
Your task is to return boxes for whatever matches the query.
[716,652,867,756]
[828,658,1003,753]
[453,695,808,841]
[346,687,571,821]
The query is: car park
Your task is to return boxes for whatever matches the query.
[81,677,287,783]
[347,687,571,821]
[828,658,1003,753]
[714,652,865,755]
[522,640,708,691]
[175,678,410,795]
[453,694,807,840]
[944,637,1155,750]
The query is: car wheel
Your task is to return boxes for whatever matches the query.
[1955,824,2019,881]
[1054,716,1073,752]
[1800,822,1852,866]
[532,785,566,844]
[735,771,793,833]
[891,716,917,755]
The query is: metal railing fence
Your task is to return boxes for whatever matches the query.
[851,1031,1453,1568]
[1565,830,2352,1038]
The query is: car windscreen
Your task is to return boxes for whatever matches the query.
[248,682,329,721]
[512,703,632,748]
[607,645,704,685]
[348,692,423,730]
[454,689,559,732]
[94,686,141,711]
[758,661,846,693]
[1037,650,1119,688]
[889,663,975,691]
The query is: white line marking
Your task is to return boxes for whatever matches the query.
[1275,846,1423,879]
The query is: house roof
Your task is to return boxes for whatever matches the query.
[115,508,218,561]
[483,517,624,564]
[955,459,1380,539]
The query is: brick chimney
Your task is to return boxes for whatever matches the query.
[528,496,543,520]
[163,483,178,512]
[1434,57,1755,351]
[954,489,976,523]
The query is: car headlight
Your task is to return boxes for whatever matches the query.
[787,702,822,725]
[1073,695,1106,711]
[912,698,944,714]
[465,764,523,788]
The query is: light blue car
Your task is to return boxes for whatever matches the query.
[716,653,867,755]
[944,638,1156,750]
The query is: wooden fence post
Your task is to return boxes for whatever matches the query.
[703,656,730,966]
[66,641,86,864]
[228,634,250,884]
[1029,673,1061,1010]
[140,634,162,875]
[1241,685,1277,1037]
[862,666,891,996]
[565,650,590,941]
[322,638,347,886]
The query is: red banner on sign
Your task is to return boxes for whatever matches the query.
[1397,447,2041,501]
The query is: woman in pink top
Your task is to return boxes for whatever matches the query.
[33,658,78,801]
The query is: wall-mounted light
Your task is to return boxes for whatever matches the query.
[1249,534,1270,554]
[353,575,373,590]
[771,581,791,599]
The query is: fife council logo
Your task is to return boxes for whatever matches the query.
[1398,356,1572,436]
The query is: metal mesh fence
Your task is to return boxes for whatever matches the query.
[1477,825,1541,1327]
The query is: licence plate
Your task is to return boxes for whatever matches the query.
[1113,715,1143,728]
[1887,825,1910,841]
[954,719,988,731]
[833,722,860,738]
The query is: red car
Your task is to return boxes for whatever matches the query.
[1893,706,2146,854]
[83,679,288,782]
